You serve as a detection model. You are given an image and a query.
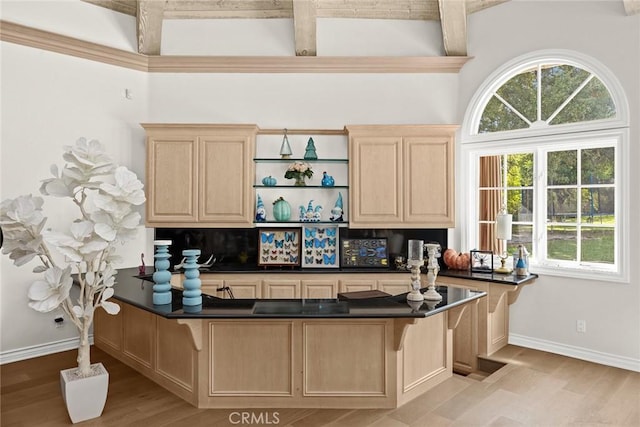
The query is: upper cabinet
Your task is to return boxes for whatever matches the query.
[143,124,258,227]
[346,125,456,229]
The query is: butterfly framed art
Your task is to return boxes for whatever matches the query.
[258,228,301,267]
[301,225,339,269]
[340,238,389,268]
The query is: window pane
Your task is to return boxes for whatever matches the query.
[550,77,616,125]
[582,147,614,184]
[510,224,532,256]
[479,189,502,221]
[479,155,502,187]
[496,69,537,123]
[541,65,590,121]
[581,227,614,264]
[548,150,577,185]
[507,153,533,187]
[548,189,577,222]
[507,189,533,222]
[547,225,577,261]
[581,187,614,223]
[479,96,529,133]
[478,223,495,252]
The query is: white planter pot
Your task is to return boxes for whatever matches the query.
[60,362,109,424]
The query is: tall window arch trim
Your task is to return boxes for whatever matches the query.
[461,50,630,283]
[462,49,629,144]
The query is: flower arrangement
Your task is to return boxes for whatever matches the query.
[284,161,313,186]
[0,138,145,377]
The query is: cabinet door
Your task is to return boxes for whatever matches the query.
[201,276,225,298]
[404,136,454,227]
[377,278,411,296]
[224,279,262,299]
[349,135,403,227]
[146,137,198,223]
[263,279,301,299]
[302,279,338,299]
[339,279,377,294]
[199,133,254,226]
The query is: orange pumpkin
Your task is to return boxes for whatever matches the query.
[444,249,471,270]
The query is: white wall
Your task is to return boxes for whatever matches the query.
[0,3,151,360]
[458,1,640,370]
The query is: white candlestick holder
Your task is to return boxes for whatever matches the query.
[423,243,443,301]
[406,240,425,302]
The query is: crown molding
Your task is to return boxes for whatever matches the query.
[146,54,471,73]
[0,20,472,74]
[0,20,148,71]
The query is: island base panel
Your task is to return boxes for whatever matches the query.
[95,303,458,409]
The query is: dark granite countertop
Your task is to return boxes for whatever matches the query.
[438,269,538,285]
[114,267,486,320]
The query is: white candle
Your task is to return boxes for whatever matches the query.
[496,212,513,240]
[408,240,424,264]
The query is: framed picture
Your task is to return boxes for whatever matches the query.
[258,228,301,267]
[301,225,339,268]
[470,249,493,272]
[341,238,389,268]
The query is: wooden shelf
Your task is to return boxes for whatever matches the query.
[255,221,348,227]
[254,158,348,163]
[255,185,348,189]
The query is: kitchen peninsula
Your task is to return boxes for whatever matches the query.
[94,268,485,409]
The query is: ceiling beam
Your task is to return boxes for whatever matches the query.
[82,0,137,16]
[438,0,467,56]
[137,0,165,55]
[293,0,318,56]
[83,0,511,20]
[466,0,510,15]
[623,0,640,15]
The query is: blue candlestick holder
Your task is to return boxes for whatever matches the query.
[182,249,202,307]
[152,240,173,305]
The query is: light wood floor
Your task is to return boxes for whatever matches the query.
[1,344,638,426]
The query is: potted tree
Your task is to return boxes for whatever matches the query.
[0,138,145,423]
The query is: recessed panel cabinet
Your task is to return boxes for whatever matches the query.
[347,125,456,228]
[143,124,258,227]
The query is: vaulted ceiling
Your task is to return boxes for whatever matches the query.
[83,0,640,57]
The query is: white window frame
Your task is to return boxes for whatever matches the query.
[461,50,630,283]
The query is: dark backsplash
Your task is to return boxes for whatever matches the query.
[155,227,447,271]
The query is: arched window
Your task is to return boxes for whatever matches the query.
[462,50,629,282]
[478,64,615,133]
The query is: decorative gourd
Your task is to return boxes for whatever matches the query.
[262,176,277,186]
[272,197,291,222]
[443,249,471,270]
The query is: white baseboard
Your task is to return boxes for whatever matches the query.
[509,333,640,373]
[0,335,94,365]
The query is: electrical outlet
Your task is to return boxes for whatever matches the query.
[54,315,65,329]
[576,319,586,333]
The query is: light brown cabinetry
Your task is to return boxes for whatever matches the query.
[301,278,339,298]
[263,279,301,298]
[338,278,377,294]
[377,278,411,295]
[142,124,258,227]
[346,125,456,228]
[221,278,262,299]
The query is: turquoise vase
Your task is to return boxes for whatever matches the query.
[182,249,202,307]
[152,240,172,305]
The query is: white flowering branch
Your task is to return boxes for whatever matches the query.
[0,138,145,377]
